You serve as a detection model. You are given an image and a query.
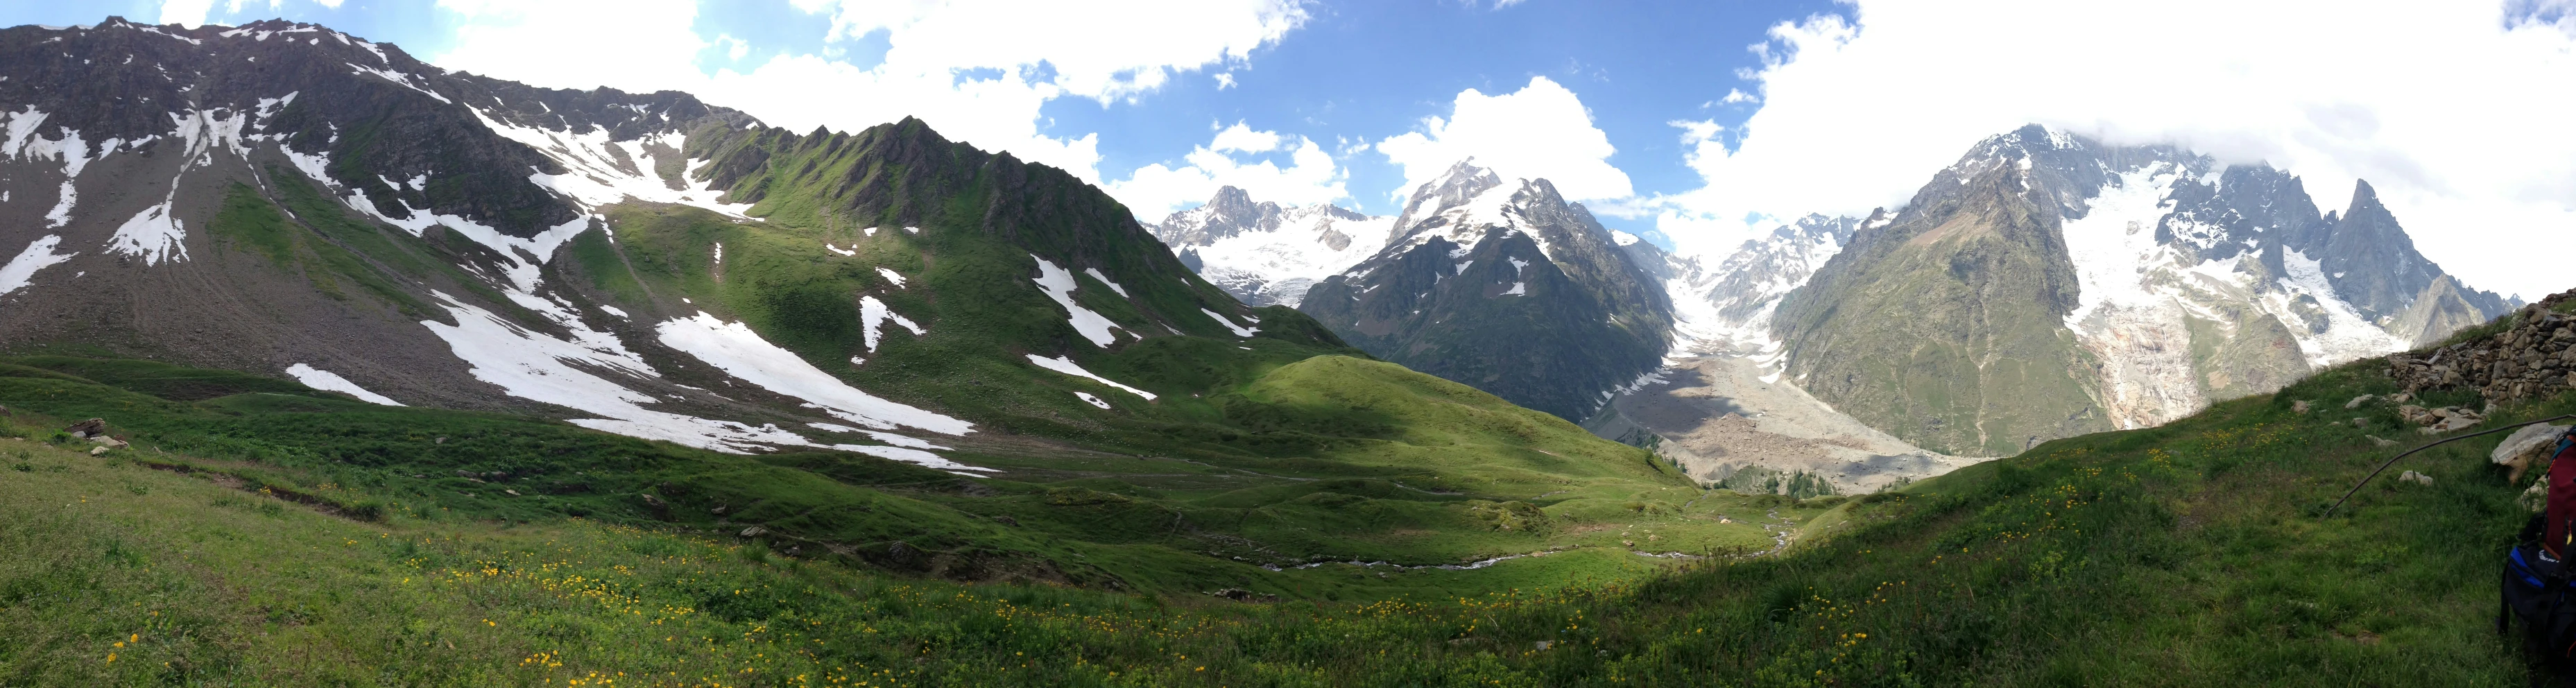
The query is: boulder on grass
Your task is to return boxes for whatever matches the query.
[2493,423,2570,483]
[63,418,105,438]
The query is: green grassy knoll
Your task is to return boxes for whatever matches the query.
[0,354,1798,605]
[7,354,2544,685]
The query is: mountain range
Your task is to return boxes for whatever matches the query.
[0,15,2556,685]
[0,12,2515,580]
[0,17,1737,592]
[1148,127,2513,461]
[1745,126,2514,455]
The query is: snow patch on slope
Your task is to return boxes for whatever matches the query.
[467,110,754,218]
[1031,256,1126,347]
[1201,308,1257,337]
[1083,268,1129,298]
[857,295,925,352]
[0,234,76,295]
[285,363,403,406]
[419,293,811,453]
[106,200,188,265]
[654,311,972,436]
[1026,354,1156,400]
[2271,248,2408,366]
[832,444,993,474]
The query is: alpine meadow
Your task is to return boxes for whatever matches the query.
[3,3,2573,686]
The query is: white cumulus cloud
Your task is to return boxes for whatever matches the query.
[420,0,1307,184]
[157,0,218,27]
[1656,0,2576,298]
[1376,76,1633,203]
[432,0,710,96]
[1108,121,1350,216]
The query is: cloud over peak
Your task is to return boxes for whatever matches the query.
[1655,0,2576,298]
[1376,76,1633,203]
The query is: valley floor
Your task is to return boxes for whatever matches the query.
[1588,354,1982,494]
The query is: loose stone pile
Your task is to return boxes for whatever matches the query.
[2387,289,2576,402]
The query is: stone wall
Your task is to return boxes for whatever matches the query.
[2387,289,2576,400]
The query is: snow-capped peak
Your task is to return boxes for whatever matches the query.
[1148,186,1386,307]
[1382,161,1596,269]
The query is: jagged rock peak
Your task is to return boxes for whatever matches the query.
[1206,184,1257,216]
[1386,159,1505,243]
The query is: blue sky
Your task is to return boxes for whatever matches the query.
[6,1,2575,298]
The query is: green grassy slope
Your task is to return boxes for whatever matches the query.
[7,353,2552,685]
[0,354,1805,603]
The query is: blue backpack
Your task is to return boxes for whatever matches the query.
[2503,431,2576,656]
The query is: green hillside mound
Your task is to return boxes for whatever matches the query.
[8,345,2559,684]
[0,354,1802,601]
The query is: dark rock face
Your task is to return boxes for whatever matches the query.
[0,18,755,409]
[0,18,750,239]
[2292,180,2510,322]
[1299,162,1674,421]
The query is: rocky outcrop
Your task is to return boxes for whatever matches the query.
[2387,290,2576,402]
